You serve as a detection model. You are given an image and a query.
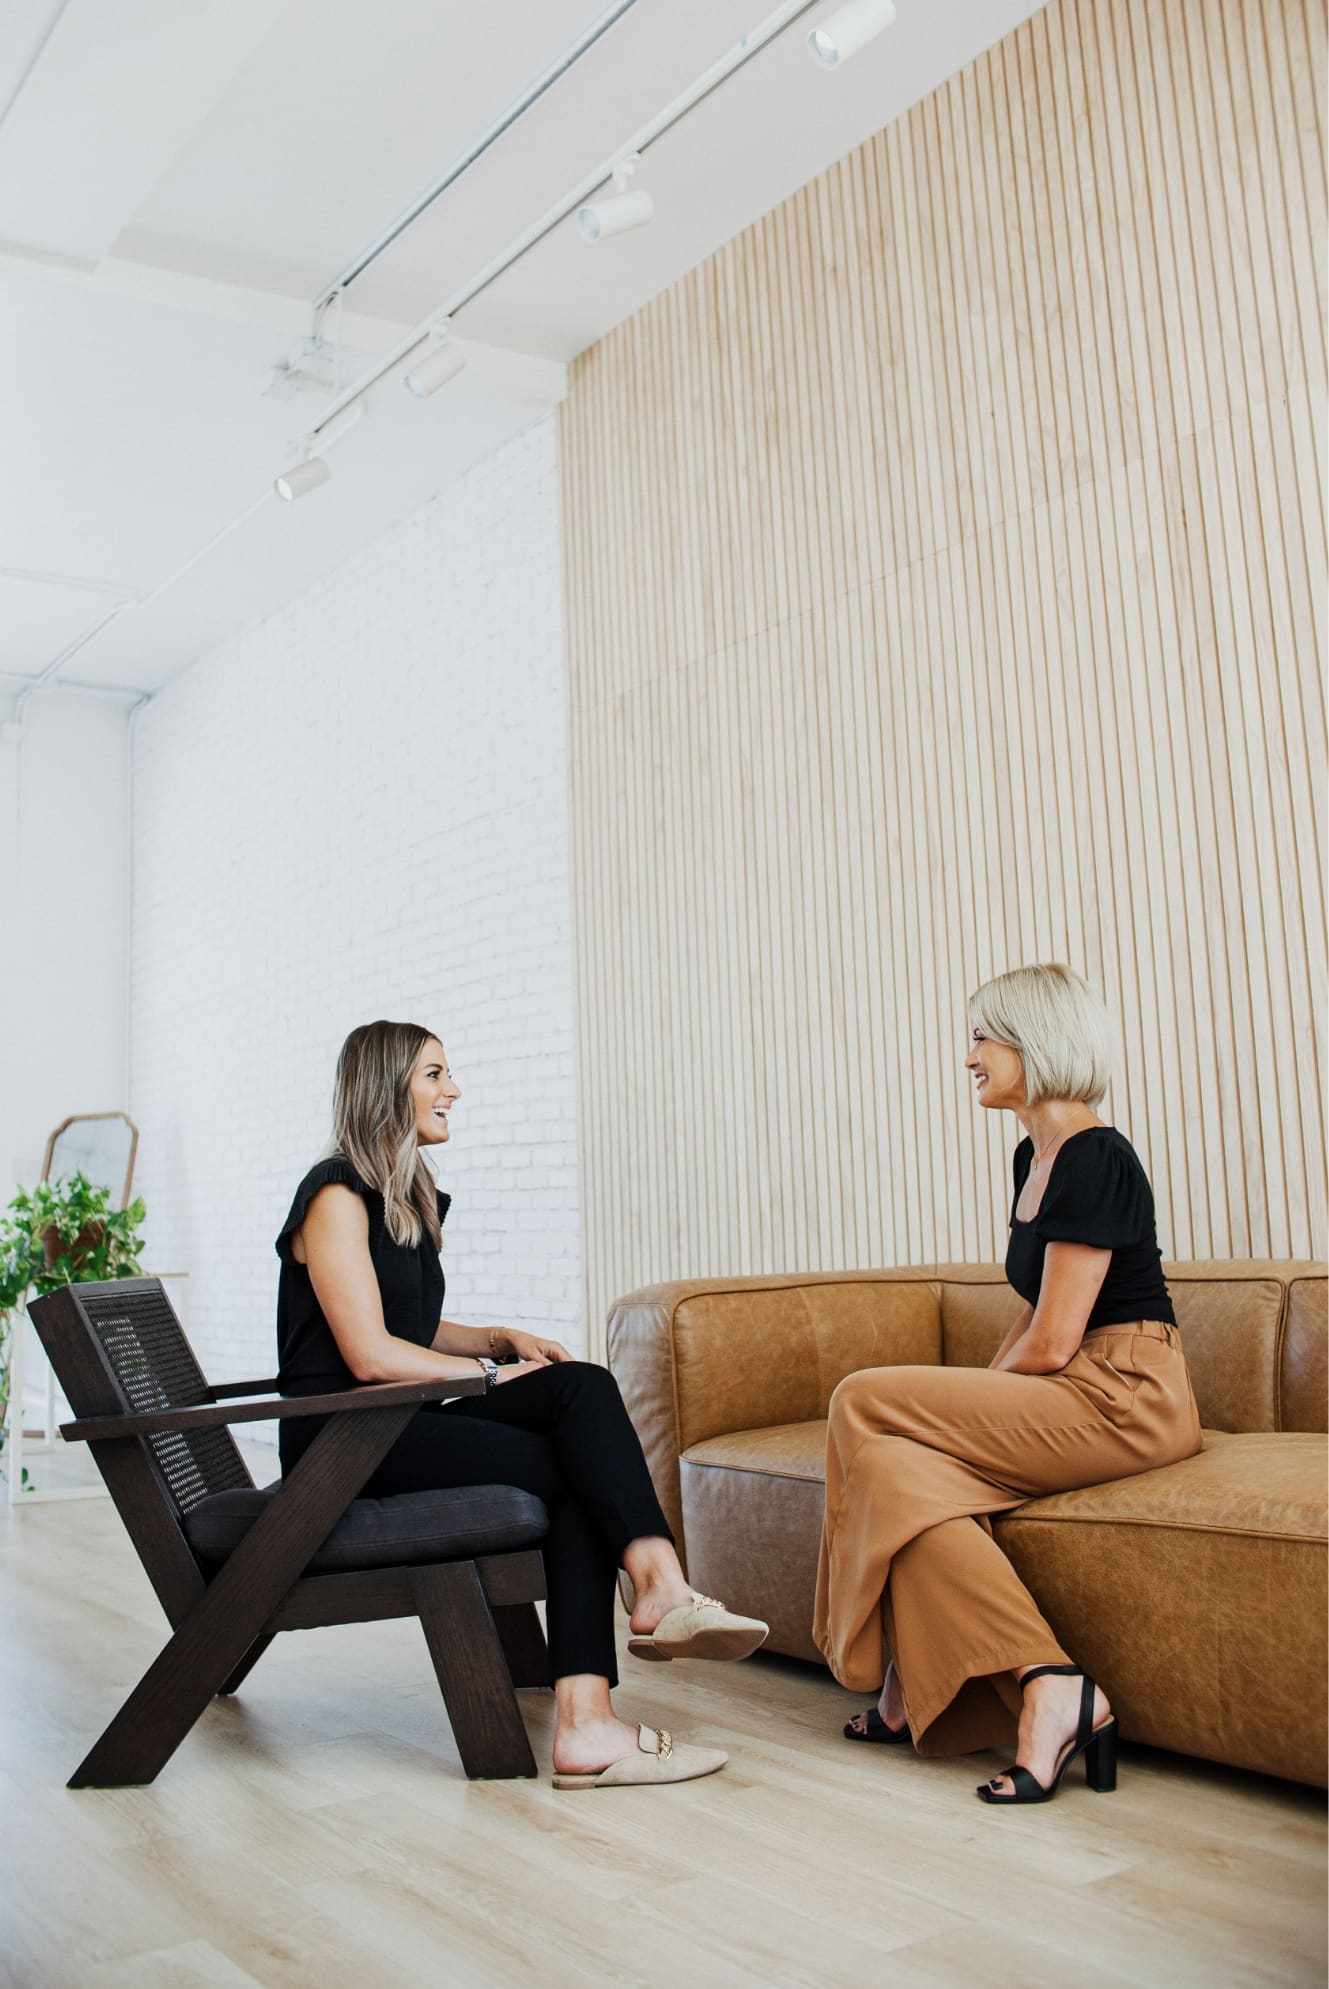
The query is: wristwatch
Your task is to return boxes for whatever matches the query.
[476,1356,500,1392]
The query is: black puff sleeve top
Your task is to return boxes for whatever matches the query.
[1005,1127,1176,1329]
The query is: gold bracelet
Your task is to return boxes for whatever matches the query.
[489,1327,506,1361]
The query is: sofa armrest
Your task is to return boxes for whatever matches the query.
[608,1269,945,1572]
[1282,1277,1328,1433]
[609,1285,691,1568]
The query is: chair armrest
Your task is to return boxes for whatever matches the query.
[60,1375,484,1444]
[210,1377,281,1398]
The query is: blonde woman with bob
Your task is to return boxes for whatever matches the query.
[815,964,1201,1805]
[276,1020,767,1790]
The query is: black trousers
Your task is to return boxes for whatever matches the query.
[289,1363,671,1684]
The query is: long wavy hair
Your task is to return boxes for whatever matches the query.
[331,1020,443,1248]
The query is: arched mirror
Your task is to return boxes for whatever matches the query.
[40,1112,139,1208]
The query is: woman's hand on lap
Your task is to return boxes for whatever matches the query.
[494,1357,555,1385]
[498,1329,574,1366]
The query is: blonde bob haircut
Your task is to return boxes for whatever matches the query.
[331,1020,443,1250]
[968,964,1114,1107]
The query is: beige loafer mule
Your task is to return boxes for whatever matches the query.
[552,1724,728,1790]
[627,1593,769,1664]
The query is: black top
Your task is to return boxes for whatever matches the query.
[275,1156,450,1397]
[1005,1126,1176,1329]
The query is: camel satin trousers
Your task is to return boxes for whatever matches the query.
[813,1322,1202,1755]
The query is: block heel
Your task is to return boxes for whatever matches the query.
[1084,1719,1118,1792]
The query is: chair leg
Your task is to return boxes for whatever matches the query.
[410,1563,539,1779]
[494,1602,549,1688]
[216,1635,274,1697]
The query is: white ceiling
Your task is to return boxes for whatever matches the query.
[0,0,1044,699]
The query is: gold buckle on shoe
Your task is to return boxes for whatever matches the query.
[653,1728,674,1760]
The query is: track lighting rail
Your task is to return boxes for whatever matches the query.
[306,0,822,445]
[311,0,644,316]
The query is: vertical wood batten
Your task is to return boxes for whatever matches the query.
[559,0,1327,1351]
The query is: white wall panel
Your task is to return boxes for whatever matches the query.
[560,0,1327,1351]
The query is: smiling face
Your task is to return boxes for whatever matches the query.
[965,1026,1028,1112]
[409,1037,460,1145]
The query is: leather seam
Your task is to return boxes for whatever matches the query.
[680,1463,823,1479]
[1274,1281,1289,1433]
[667,1277,943,1308]
[680,1458,825,1483]
[665,1302,685,1481]
[998,1512,1327,1542]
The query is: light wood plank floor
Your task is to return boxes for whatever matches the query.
[2,1477,1324,1988]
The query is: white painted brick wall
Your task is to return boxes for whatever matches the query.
[1,693,128,1197]
[129,419,582,1417]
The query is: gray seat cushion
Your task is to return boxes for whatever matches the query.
[185,1483,549,1572]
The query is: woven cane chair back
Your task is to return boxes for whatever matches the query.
[66,1281,252,1516]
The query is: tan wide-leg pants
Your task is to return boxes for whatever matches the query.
[813,1322,1202,1756]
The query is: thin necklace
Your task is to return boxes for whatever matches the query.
[1028,1126,1078,1173]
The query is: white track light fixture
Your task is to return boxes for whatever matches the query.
[404,324,466,398]
[274,400,365,502]
[578,155,654,242]
[274,453,330,502]
[807,0,896,68]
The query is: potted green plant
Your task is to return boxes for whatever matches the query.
[0,1173,148,1459]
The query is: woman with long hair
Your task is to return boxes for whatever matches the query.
[816,964,1202,1805]
[277,1019,767,1790]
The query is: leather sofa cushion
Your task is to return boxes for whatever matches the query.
[185,1483,549,1572]
[993,1430,1326,1542]
[680,1422,827,1664]
[685,1419,827,1481]
[672,1279,941,1450]
[939,1276,1028,1368]
[1282,1279,1328,1432]
[1166,1274,1284,1431]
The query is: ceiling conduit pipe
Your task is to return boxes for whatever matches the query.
[310,0,647,316]
[306,0,823,446]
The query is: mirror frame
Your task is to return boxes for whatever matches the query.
[40,1111,140,1209]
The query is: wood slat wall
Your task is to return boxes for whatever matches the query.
[558,0,1327,1353]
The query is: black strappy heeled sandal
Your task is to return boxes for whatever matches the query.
[976,1664,1118,1805]
[843,1705,911,1745]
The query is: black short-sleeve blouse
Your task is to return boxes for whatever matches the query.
[275,1156,451,1399]
[1005,1126,1176,1329]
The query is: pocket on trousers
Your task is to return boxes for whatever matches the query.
[1097,1335,1180,1399]
[1093,1351,1142,1399]
[1064,1347,1135,1417]
[1079,1336,1167,1407]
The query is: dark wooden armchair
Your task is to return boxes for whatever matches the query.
[28,1276,550,1788]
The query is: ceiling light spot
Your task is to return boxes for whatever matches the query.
[807,0,897,69]
[578,155,653,243]
[274,455,331,502]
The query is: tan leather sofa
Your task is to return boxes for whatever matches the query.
[609,1260,1327,1787]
